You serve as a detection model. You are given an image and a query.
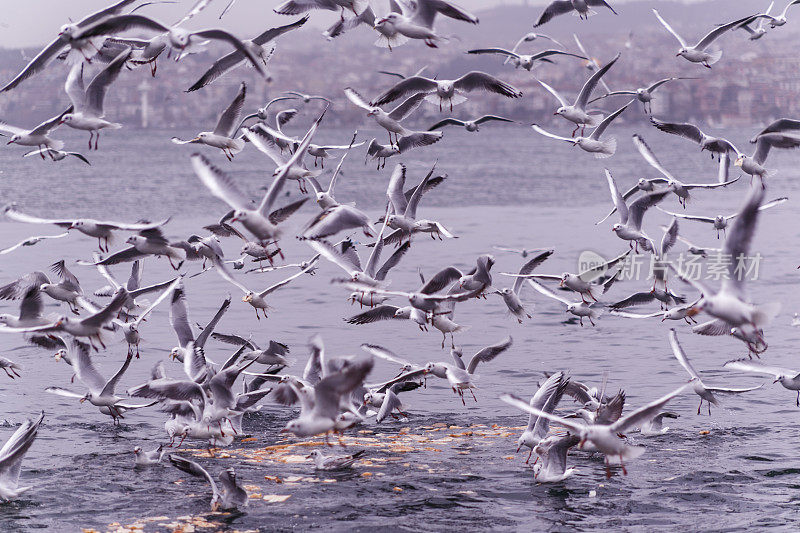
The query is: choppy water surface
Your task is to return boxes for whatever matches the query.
[0,126,799,531]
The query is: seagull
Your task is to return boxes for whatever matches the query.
[274,0,363,18]
[515,371,570,462]
[370,72,522,112]
[186,16,309,91]
[427,115,515,132]
[491,246,549,258]
[671,185,781,355]
[527,278,602,326]
[61,48,131,150]
[22,148,90,165]
[426,337,512,405]
[284,91,332,104]
[536,53,620,136]
[639,412,678,435]
[345,87,441,147]
[280,355,374,440]
[590,77,692,113]
[493,250,554,323]
[243,129,320,195]
[503,248,628,303]
[672,232,721,258]
[45,340,150,423]
[0,412,44,501]
[532,434,581,483]
[657,197,788,239]
[534,0,618,26]
[750,117,800,142]
[191,108,325,245]
[572,33,613,93]
[373,0,479,48]
[307,449,365,470]
[466,48,586,71]
[0,107,71,156]
[501,384,688,477]
[761,0,800,27]
[735,2,774,39]
[4,289,129,350]
[302,204,375,241]
[214,257,319,319]
[364,134,442,169]
[727,133,800,181]
[211,333,291,366]
[632,134,739,207]
[0,0,140,92]
[73,14,268,77]
[80,228,185,270]
[669,329,761,415]
[605,168,671,253]
[236,96,299,132]
[172,82,247,160]
[0,232,69,255]
[115,277,181,357]
[0,285,50,329]
[0,357,22,379]
[169,455,248,511]
[134,444,164,467]
[653,10,761,68]
[649,117,736,159]
[3,203,169,252]
[609,297,702,324]
[724,359,800,406]
[531,99,632,159]
[307,232,409,289]
[167,285,230,366]
[508,32,565,59]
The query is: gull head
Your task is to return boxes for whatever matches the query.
[554,106,566,116]
[242,292,255,303]
[169,347,182,360]
[734,155,745,167]
[677,47,687,57]
[307,450,322,460]
[611,223,622,233]
[70,220,85,230]
[59,114,74,125]
[230,210,248,223]
[79,392,90,404]
[637,178,653,191]
[133,446,142,455]
[566,303,578,312]
[367,108,379,117]
[394,308,412,319]
[169,29,191,49]
[495,288,512,296]
[58,24,78,37]
[6,135,20,145]
[54,349,67,362]
[0,314,11,326]
[559,273,570,286]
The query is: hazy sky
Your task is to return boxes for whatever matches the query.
[0,0,675,48]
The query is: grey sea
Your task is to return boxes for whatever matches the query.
[0,124,798,531]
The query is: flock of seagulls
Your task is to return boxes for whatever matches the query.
[0,0,798,513]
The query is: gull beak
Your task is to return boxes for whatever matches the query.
[55,320,63,327]
[773,378,780,384]
[552,112,558,116]
[559,279,565,287]
[6,139,14,145]
[279,428,289,433]
[305,454,313,459]
[242,296,249,302]
[79,397,86,404]
[376,17,388,25]
[661,316,667,322]
[675,52,681,57]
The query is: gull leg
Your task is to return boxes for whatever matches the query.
[469,388,477,402]
[88,132,93,150]
[589,316,596,327]
[697,399,702,415]
[620,456,627,475]
[579,317,584,327]
[708,402,711,416]
[97,335,106,349]
[526,447,533,463]
[95,131,100,150]
[254,308,260,321]
[796,391,799,407]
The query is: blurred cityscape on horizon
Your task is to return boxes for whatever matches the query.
[0,1,797,134]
